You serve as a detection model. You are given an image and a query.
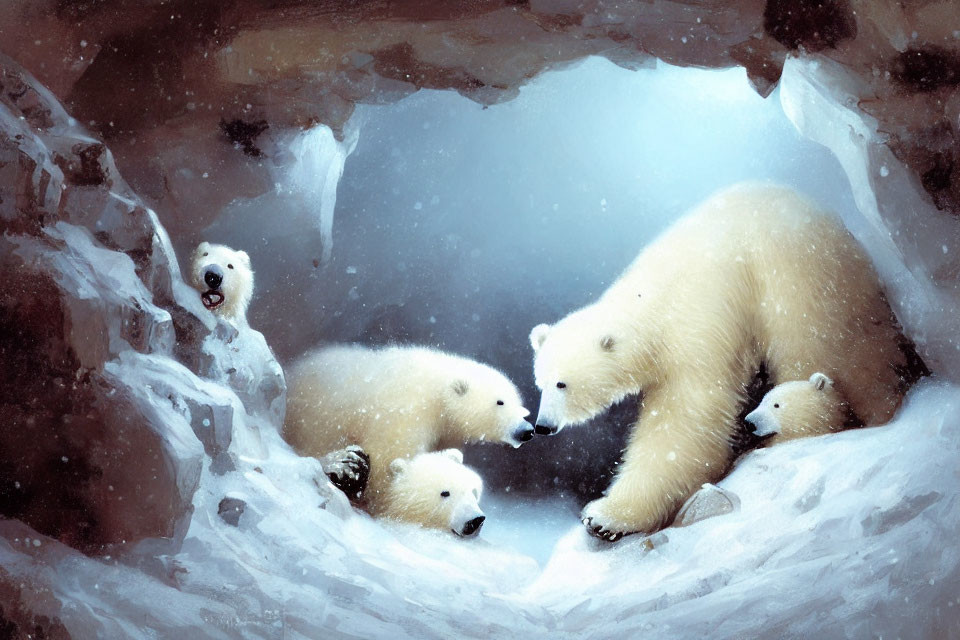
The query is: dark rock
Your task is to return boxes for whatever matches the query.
[220,118,270,158]
[763,0,857,52]
[921,151,955,198]
[372,42,488,96]
[53,142,110,187]
[217,497,246,527]
[892,46,960,94]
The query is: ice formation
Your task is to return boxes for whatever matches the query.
[1,0,960,637]
[780,56,960,379]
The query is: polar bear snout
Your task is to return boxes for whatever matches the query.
[534,423,557,436]
[203,264,224,290]
[457,514,486,537]
[744,408,779,437]
[533,396,561,435]
[512,422,535,444]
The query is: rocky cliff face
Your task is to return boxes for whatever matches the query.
[2,1,958,218]
[0,54,284,555]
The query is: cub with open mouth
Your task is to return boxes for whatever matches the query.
[189,242,254,326]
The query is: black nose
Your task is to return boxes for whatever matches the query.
[462,515,485,536]
[535,424,557,436]
[204,265,224,290]
[515,424,535,442]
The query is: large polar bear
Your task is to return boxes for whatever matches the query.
[284,344,532,514]
[529,183,921,541]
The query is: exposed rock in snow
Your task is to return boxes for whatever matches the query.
[673,483,741,528]
[0,54,284,553]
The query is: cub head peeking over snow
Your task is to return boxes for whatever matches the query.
[381,449,486,537]
[745,373,856,444]
[284,344,531,517]
[189,242,253,324]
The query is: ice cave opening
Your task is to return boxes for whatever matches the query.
[3,3,960,636]
[267,57,865,566]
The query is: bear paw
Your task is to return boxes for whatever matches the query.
[581,498,635,542]
[322,445,370,501]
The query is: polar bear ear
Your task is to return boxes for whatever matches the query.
[237,250,251,266]
[451,379,469,396]
[809,372,833,391]
[440,448,464,464]
[530,324,551,353]
[599,335,615,352]
[389,458,409,477]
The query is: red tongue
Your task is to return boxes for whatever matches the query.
[202,290,224,309]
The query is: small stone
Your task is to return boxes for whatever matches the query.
[674,483,740,527]
[217,497,246,527]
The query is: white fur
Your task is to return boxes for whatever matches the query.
[382,449,485,535]
[189,242,253,325]
[530,183,912,539]
[284,344,530,516]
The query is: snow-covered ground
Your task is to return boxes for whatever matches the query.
[480,492,582,566]
[3,379,959,638]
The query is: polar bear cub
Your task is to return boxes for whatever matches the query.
[189,242,253,325]
[285,344,532,513]
[745,373,855,444]
[382,449,486,537]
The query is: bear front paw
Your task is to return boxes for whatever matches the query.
[581,499,635,542]
[323,445,370,501]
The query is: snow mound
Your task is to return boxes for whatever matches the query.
[2,381,959,638]
[524,380,960,638]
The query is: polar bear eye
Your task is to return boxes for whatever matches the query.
[556,382,567,390]
[773,403,780,409]
[496,400,504,406]
[440,491,450,498]
[203,252,208,257]
[228,264,234,269]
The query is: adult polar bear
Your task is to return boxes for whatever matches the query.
[530,183,918,541]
